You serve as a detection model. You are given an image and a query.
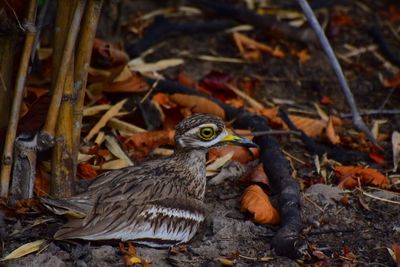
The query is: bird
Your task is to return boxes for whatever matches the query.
[41,113,256,248]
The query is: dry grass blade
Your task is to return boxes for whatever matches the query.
[1,240,47,261]
[84,99,127,141]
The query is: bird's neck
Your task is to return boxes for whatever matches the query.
[174,148,207,199]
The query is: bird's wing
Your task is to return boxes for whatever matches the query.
[63,157,181,210]
[54,197,205,247]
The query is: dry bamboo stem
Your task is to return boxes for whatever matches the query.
[51,0,78,198]
[38,0,86,148]
[0,0,37,198]
[72,0,104,178]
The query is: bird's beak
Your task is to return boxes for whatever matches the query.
[219,134,258,148]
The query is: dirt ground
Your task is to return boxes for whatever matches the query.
[2,0,400,266]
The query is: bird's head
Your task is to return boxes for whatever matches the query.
[174,113,257,150]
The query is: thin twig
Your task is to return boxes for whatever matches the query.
[341,109,400,118]
[297,0,377,144]
[357,188,400,205]
[0,0,37,198]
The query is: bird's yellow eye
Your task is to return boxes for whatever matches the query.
[199,127,215,140]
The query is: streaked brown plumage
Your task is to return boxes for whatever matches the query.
[42,113,256,247]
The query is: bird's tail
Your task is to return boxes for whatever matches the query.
[40,197,87,219]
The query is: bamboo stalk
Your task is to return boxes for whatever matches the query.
[51,57,75,198]
[38,0,87,148]
[50,0,78,198]
[72,0,104,178]
[0,0,37,198]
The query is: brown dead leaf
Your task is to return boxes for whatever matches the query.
[225,98,245,108]
[233,32,285,60]
[78,163,98,180]
[152,93,177,109]
[254,107,284,128]
[383,72,400,89]
[170,93,225,119]
[85,99,127,141]
[240,163,269,186]
[1,240,47,261]
[392,131,400,172]
[125,129,175,160]
[178,71,197,88]
[102,66,149,93]
[296,49,311,63]
[92,38,129,67]
[391,244,400,266]
[335,166,390,189]
[326,116,341,144]
[289,115,326,138]
[320,95,334,105]
[208,146,259,164]
[240,185,280,224]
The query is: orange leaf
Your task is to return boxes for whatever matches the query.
[169,93,225,119]
[240,163,269,186]
[392,243,400,266]
[104,68,149,93]
[178,71,197,88]
[233,32,285,60]
[208,146,259,164]
[320,95,334,105]
[240,185,280,224]
[289,115,326,138]
[368,153,385,164]
[383,72,400,89]
[152,93,177,109]
[78,163,98,180]
[296,49,311,63]
[326,116,341,144]
[256,107,284,128]
[125,129,175,159]
[335,166,390,189]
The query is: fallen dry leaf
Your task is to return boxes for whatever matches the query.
[240,185,280,224]
[169,93,225,119]
[233,32,285,60]
[92,38,129,67]
[392,131,400,172]
[1,240,47,261]
[391,243,400,266]
[326,116,341,144]
[208,146,259,164]
[368,153,385,164]
[125,129,175,160]
[152,93,177,109]
[335,166,390,189]
[129,58,184,73]
[320,95,334,105]
[289,115,326,138]
[85,98,127,141]
[77,163,98,180]
[104,67,150,93]
[296,49,311,63]
[383,72,400,89]
[240,163,269,186]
